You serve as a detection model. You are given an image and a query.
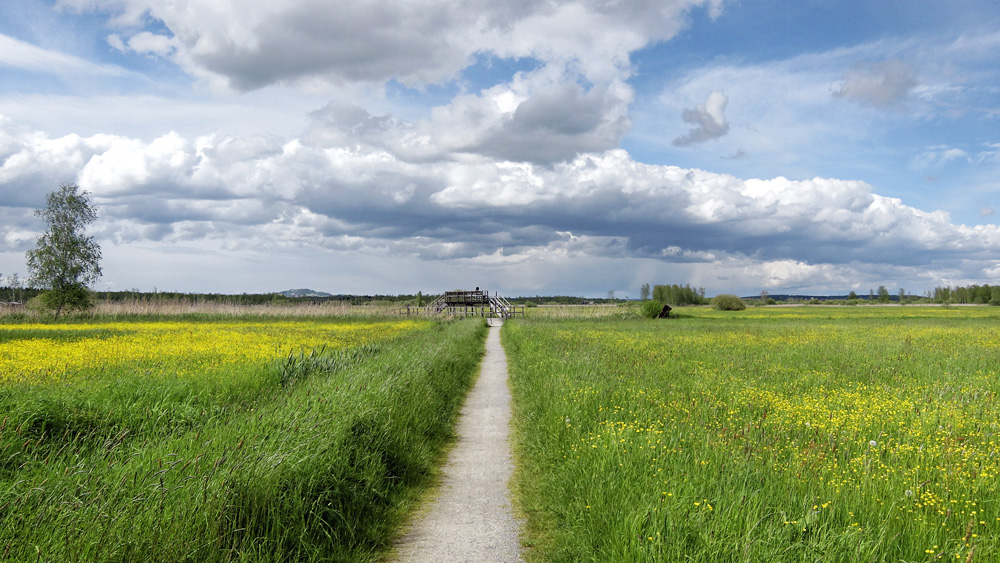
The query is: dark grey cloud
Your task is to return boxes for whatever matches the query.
[510,83,608,136]
[191,3,470,90]
[461,82,631,163]
[303,80,630,165]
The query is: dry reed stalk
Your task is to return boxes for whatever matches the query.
[95,299,400,317]
[526,304,631,319]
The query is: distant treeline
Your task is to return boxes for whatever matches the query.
[748,285,1000,305]
[931,285,1000,305]
[1,287,624,307]
[0,286,39,303]
[0,288,446,307]
[652,284,707,306]
[91,290,440,306]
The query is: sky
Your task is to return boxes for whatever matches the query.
[1,0,999,298]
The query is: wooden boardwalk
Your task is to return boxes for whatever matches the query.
[402,290,524,319]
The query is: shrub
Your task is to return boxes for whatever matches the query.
[36,286,94,315]
[640,300,666,319]
[712,294,746,311]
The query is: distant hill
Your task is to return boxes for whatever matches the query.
[280,288,333,298]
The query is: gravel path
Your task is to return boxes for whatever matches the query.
[393,319,523,562]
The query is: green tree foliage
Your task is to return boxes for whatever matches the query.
[1,273,38,304]
[652,284,705,306]
[640,299,665,318]
[640,283,651,301]
[712,294,746,311]
[933,284,1000,305]
[933,286,952,303]
[8,273,23,303]
[26,184,102,317]
[877,285,891,303]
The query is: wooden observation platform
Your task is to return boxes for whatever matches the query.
[403,289,523,319]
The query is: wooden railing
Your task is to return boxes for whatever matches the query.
[403,290,523,318]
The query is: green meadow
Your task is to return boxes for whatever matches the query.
[0,316,486,562]
[4,305,1000,562]
[505,307,1000,562]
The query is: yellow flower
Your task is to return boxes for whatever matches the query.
[0,319,425,384]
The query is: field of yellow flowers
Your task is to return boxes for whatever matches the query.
[0,318,422,383]
[505,307,1000,562]
[0,316,487,562]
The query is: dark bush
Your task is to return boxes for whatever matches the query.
[712,294,746,311]
[640,300,666,318]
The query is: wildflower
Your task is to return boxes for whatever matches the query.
[869,440,878,447]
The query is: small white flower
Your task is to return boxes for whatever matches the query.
[905,489,914,497]
[869,440,878,447]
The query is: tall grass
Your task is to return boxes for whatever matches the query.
[0,317,487,562]
[505,308,1000,562]
[523,304,641,320]
[93,299,406,318]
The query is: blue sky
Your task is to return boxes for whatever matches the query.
[1,0,999,297]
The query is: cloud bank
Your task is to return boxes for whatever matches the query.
[59,0,722,89]
[3,109,999,294]
[0,1,998,295]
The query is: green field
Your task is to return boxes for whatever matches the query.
[5,306,1000,562]
[505,307,1000,562]
[0,316,487,562]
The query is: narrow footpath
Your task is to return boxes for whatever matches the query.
[394,319,523,562]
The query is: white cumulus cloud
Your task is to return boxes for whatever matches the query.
[59,0,722,91]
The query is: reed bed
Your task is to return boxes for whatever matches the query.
[522,304,640,320]
[0,298,406,319]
